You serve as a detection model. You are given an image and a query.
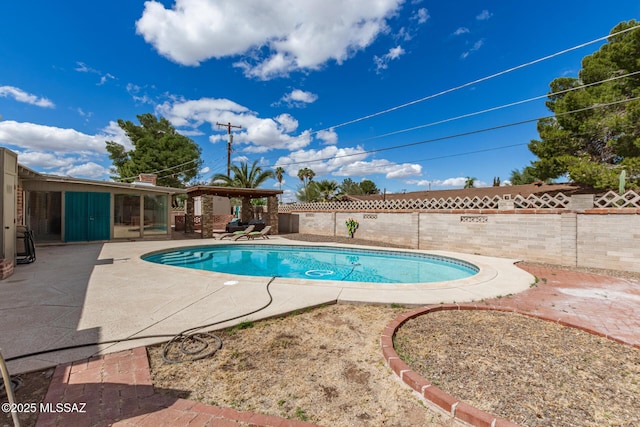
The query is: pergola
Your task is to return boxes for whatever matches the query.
[185,185,283,237]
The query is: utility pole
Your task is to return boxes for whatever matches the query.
[216,122,242,177]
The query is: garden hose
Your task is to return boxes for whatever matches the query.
[4,276,277,366]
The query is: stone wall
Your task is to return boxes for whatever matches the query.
[282,208,640,273]
[577,213,640,272]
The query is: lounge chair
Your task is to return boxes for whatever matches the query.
[213,225,255,240]
[232,225,271,240]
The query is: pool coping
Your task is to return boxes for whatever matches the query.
[2,237,534,374]
[137,238,535,305]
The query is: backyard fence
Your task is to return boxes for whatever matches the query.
[278,190,640,212]
[278,190,640,273]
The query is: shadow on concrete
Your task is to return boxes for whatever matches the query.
[0,244,106,374]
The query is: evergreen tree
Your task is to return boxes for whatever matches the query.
[106,113,202,188]
[527,21,640,189]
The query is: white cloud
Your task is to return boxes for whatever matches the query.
[136,0,403,79]
[276,147,420,181]
[412,8,429,24]
[75,61,117,85]
[276,145,368,177]
[374,45,405,72]
[65,162,110,179]
[16,151,109,179]
[316,129,338,145]
[156,97,250,128]
[460,39,484,59]
[280,89,318,107]
[0,120,132,180]
[232,155,250,163]
[385,163,422,178]
[453,27,469,36]
[0,120,109,155]
[0,86,54,108]
[335,159,421,178]
[157,96,313,153]
[410,177,489,188]
[476,10,492,20]
[101,120,133,150]
[17,151,74,170]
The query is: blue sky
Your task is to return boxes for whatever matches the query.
[1,1,639,201]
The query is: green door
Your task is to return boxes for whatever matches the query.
[65,192,110,242]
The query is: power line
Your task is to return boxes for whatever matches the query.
[271,96,640,168]
[266,24,640,149]
[114,158,200,182]
[346,70,640,145]
[258,67,640,169]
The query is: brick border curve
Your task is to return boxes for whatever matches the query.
[381,304,640,427]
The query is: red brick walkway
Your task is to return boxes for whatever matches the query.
[382,263,640,427]
[36,264,640,427]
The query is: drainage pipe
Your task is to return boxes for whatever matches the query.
[0,348,21,427]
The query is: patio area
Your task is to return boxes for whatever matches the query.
[2,238,639,426]
[1,237,532,375]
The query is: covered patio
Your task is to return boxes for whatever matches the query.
[184,185,283,237]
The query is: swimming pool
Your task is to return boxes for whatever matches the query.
[142,244,479,284]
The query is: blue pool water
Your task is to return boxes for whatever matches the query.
[143,244,478,284]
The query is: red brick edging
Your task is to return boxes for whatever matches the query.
[382,303,640,427]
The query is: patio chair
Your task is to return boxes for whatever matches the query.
[232,225,271,240]
[213,224,256,240]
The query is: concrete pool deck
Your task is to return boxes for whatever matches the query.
[0,237,534,374]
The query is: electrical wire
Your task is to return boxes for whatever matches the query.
[257,69,640,170]
[114,158,200,182]
[270,96,640,168]
[313,24,640,134]
[252,23,640,158]
[346,70,640,146]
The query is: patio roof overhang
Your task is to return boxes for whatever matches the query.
[186,185,282,199]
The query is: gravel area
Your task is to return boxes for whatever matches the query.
[394,310,640,426]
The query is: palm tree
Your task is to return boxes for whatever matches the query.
[275,166,285,202]
[211,161,274,221]
[464,176,477,189]
[297,167,315,201]
[313,179,339,202]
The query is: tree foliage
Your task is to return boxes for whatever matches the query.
[359,179,380,195]
[509,167,541,185]
[211,160,274,188]
[312,179,340,202]
[527,20,640,189]
[338,178,364,195]
[464,177,476,188]
[106,113,202,188]
[338,178,380,196]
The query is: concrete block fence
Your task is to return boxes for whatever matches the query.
[278,196,640,273]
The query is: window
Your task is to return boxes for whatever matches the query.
[27,191,61,242]
[143,194,168,236]
[114,194,141,239]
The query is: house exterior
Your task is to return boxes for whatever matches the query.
[0,147,184,278]
[18,164,183,243]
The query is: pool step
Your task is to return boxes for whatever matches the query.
[155,251,214,266]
